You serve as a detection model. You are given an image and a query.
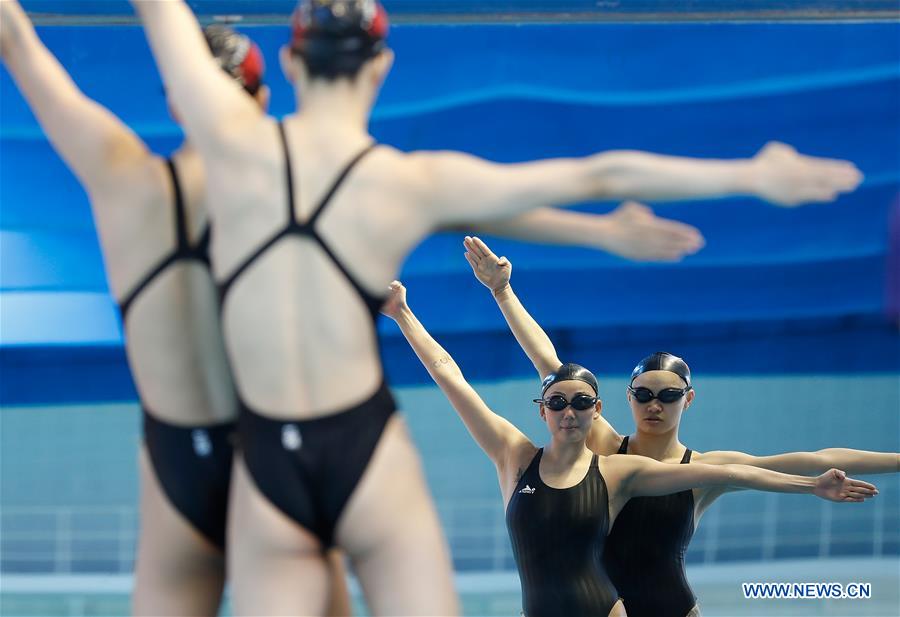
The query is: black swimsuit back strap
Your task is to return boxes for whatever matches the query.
[681,448,693,464]
[217,227,292,305]
[313,233,387,317]
[305,141,377,228]
[278,120,383,315]
[197,224,212,262]
[166,160,209,266]
[218,122,297,304]
[167,158,190,248]
[275,120,376,228]
[218,123,382,311]
[119,158,195,321]
[276,121,298,222]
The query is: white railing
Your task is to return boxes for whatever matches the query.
[1,495,896,574]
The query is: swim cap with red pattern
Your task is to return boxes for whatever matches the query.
[203,25,265,95]
[290,0,389,58]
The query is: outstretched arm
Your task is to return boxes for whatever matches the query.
[699,449,900,476]
[381,281,530,467]
[131,0,261,148]
[616,455,878,503]
[0,0,153,193]
[453,202,704,263]
[415,142,862,227]
[463,236,623,455]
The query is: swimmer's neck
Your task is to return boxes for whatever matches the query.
[627,429,687,463]
[543,439,591,469]
[293,80,374,136]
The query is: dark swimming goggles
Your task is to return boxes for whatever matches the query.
[627,385,692,404]
[532,394,598,412]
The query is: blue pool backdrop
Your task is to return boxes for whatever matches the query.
[0,4,898,599]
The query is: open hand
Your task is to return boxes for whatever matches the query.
[601,201,704,262]
[464,236,511,293]
[813,468,878,503]
[750,142,863,206]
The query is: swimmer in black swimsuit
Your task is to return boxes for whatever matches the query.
[382,281,880,617]
[465,236,900,617]
[0,6,363,615]
[133,0,863,613]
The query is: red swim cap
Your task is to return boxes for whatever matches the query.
[204,25,266,95]
[238,42,265,94]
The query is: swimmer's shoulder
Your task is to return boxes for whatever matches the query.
[355,144,440,202]
[90,152,171,211]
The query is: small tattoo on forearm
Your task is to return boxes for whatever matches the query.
[432,356,451,368]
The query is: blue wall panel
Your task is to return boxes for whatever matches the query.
[17,1,900,19]
[1,20,898,404]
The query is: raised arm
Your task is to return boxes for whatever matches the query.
[463,236,624,455]
[463,237,559,378]
[130,0,261,148]
[414,142,862,227]
[615,454,878,503]
[699,448,900,476]
[0,0,153,193]
[381,281,530,467]
[454,202,704,263]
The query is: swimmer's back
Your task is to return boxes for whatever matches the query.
[90,151,235,424]
[209,115,442,420]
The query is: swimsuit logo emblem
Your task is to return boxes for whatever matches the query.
[518,485,536,495]
[282,424,302,451]
[191,429,213,457]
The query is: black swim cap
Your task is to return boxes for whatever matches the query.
[203,25,265,96]
[630,352,692,387]
[290,0,389,79]
[541,363,599,396]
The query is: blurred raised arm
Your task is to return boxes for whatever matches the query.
[131,0,262,149]
[1,0,154,194]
